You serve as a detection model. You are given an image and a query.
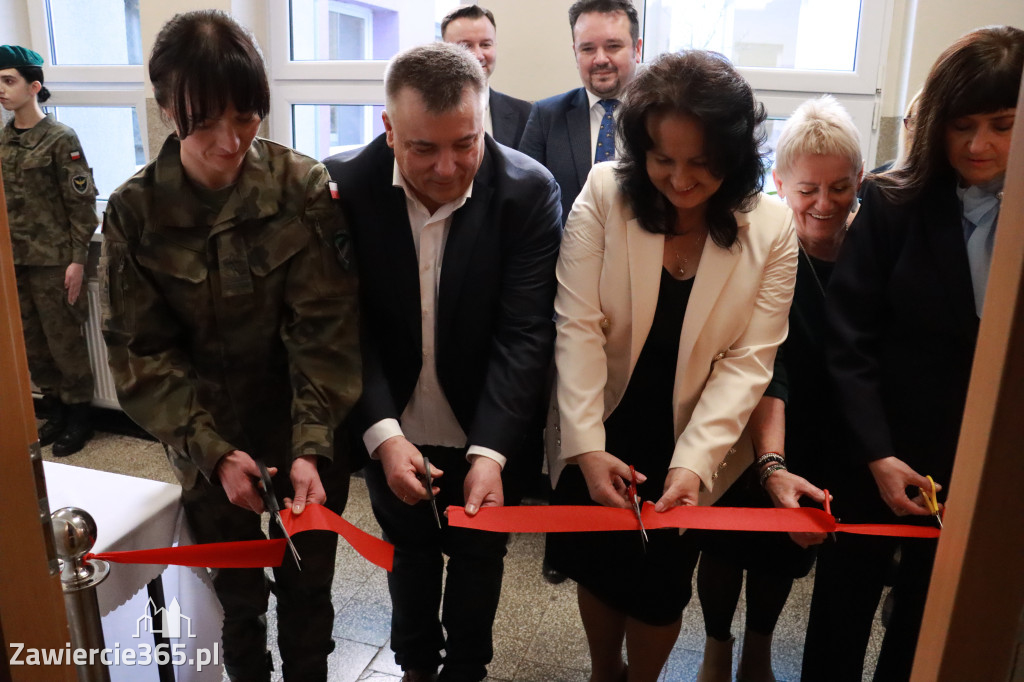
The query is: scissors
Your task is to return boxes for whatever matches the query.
[626,465,649,551]
[422,456,442,529]
[919,475,943,529]
[255,461,302,569]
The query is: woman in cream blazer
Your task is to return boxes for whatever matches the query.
[544,51,797,682]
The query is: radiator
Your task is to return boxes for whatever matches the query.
[85,280,120,409]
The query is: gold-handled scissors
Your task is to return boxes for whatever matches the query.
[256,461,302,569]
[919,475,943,529]
[626,465,649,552]
[422,456,442,529]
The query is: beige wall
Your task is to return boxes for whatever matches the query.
[881,0,1024,118]
[0,1,30,48]
[485,0,581,102]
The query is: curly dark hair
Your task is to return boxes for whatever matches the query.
[875,25,1024,203]
[614,50,768,247]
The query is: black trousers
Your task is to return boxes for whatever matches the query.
[364,446,509,682]
[801,533,937,682]
[182,457,349,682]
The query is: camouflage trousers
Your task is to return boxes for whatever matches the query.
[15,265,94,404]
[180,453,351,682]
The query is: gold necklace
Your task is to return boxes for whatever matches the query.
[669,230,706,279]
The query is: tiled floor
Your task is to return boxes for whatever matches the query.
[41,410,885,681]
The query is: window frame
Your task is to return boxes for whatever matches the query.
[24,1,149,209]
[640,0,891,168]
[26,1,145,83]
[269,1,388,81]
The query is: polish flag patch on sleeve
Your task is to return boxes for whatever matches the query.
[70,150,81,161]
[328,181,340,200]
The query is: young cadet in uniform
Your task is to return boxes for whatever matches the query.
[98,12,360,682]
[0,45,97,456]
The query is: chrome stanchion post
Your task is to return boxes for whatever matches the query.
[51,507,111,682]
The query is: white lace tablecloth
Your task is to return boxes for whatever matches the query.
[44,462,224,681]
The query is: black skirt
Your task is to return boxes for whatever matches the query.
[547,269,700,626]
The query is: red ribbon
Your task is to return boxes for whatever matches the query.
[85,504,394,572]
[446,504,940,539]
[281,504,394,571]
[83,498,937,572]
[88,539,287,569]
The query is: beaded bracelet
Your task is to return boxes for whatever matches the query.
[755,452,786,468]
[759,462,787,488]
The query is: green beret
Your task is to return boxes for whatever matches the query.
[0,46,44,70]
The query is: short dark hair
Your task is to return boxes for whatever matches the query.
[568,0,640,46]
[614,50,768,248]
[385,42,486,114]
[876,25,1024,202]
[149,9,270,139]
[13,65,50,103]
[441,5,496,39]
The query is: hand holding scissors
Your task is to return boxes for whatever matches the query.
[420,456,442,529]
[255,461,302,569]
[626,465,649,552]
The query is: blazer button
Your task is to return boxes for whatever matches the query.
[711,472,719,480]
[714,351,726,362]
[729,447,736,455]
[600,317,610,329]
[556,439,561,446]
[719,461,728,469]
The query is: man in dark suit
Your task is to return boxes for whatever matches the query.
[324,42,561,682]
[441,4,532,149]
[519,0,642,223]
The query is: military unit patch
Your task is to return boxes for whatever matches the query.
[71,174,90,194]
[328,181,339,200]
[70,150,81,160]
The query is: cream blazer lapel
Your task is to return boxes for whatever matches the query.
[624,216,663,394]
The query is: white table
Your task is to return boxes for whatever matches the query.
[44,462,224,682]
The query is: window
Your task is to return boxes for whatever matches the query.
[45,0,142,66]
[292,104,385,160]
[43,105,145,201]
[27,0,148,208]
[270,0,455,150]
[642,0,887,166]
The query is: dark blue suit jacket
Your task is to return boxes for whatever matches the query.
[323,134,562,480]
[518,87,592,224]
[489,88,532,149]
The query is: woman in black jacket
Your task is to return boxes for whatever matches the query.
[802,25,1023,682]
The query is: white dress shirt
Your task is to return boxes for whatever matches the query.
[361,161,507,468]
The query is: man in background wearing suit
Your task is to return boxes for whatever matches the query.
[519,0,642,224]
[324,42,561,682]
[441,4,533,149]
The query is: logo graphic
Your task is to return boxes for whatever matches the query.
[135,598,195,639]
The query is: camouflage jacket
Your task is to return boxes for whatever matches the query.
[100,134,360,489]
[0,116,98,265]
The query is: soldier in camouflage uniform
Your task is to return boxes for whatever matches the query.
[98,12,360,682]
[0,45,97,456]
